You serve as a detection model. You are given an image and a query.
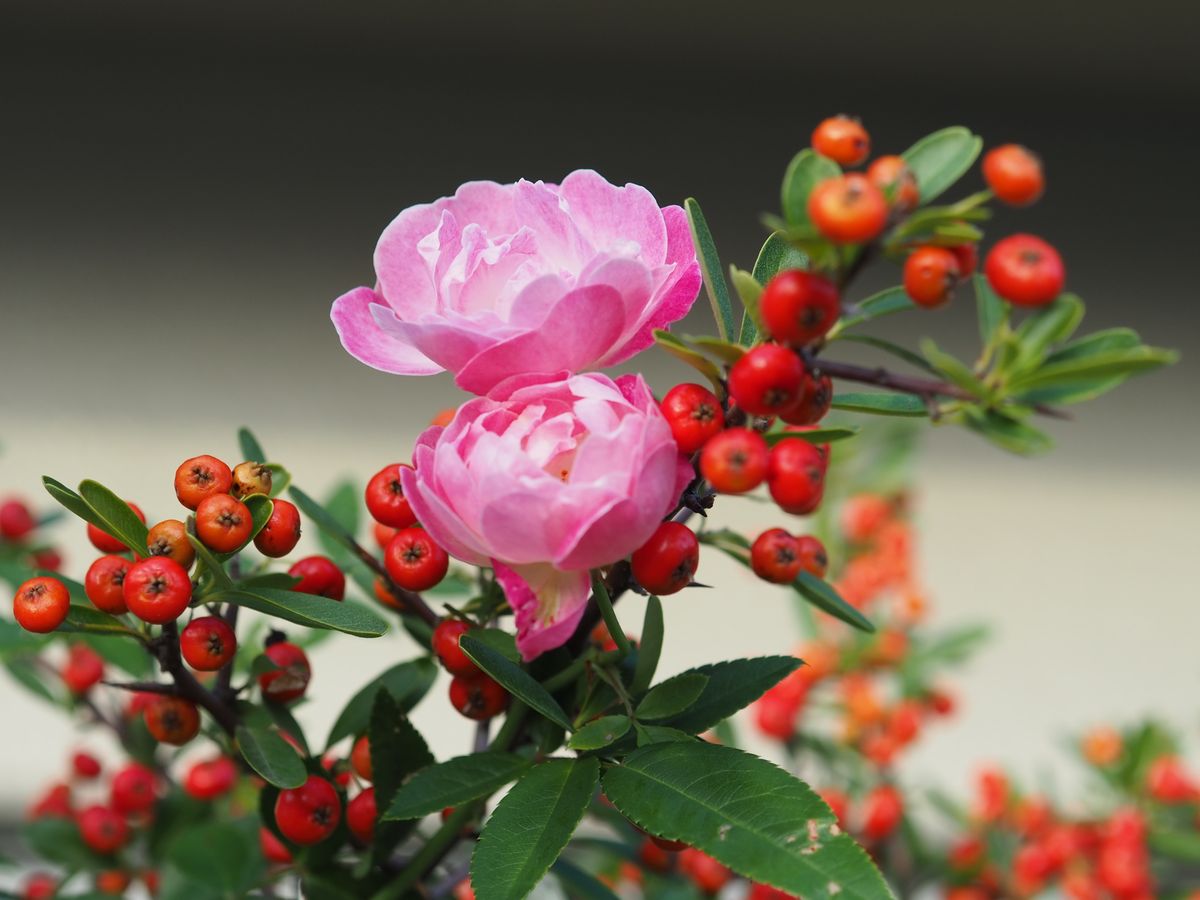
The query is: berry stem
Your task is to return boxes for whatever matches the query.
[154,620,240,736]
[590,571,631,660]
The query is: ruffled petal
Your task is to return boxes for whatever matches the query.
[493,562,591,661]
[330,287,443,376]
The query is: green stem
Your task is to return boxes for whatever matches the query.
[590,571,630,660]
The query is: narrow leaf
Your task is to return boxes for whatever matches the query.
[210,586,387,638]
[56,605,140,639]
[831,392,927,417]
[236,725,306,789]
[920,339,986,396]
[385,752,531,821]
[974,274,1008,346]
[781,149,840,228]
[834,335,938,375]
[238,426,267,463]
[471,758,601,900]
[730,266,764,345]
[764,426,859,446]
[1013,293,1086,371]
[1043,327,1140,366]
[794,572,875,632]
[288,485,361,559]
[653,329,724,394]
[963,408,1052,456]
[630,595,663,695]
[685,198,737,340]
[316,481,361,561]
[460,634,573,731]
[830,287,914,335]
[1009,346,1178,391]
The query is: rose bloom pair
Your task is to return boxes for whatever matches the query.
[333,170,701,660]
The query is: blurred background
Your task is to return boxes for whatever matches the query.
[1,0,1196,825]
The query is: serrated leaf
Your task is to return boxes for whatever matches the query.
[237,426,267,463]
[603,742,891,899]
[369,689,432,865]
[236,725,306,788]
[553,858,621,900]
[636,673,709,721]
[385,752,531,821]
[830,287,914,335]
[209,585,387,638]
[685,198,736,341]
[764,426,859,446]
[659,657,801,735]
[794,571,875,632]
[472,758,600,900]
[831,392,927,417]
[974,274,1008,346]
[901,126,983,205]
[568,716,631,751]
[781,149,841,228]
[325,657,438,747]
[630,595,663,695]
[920,339,986,396]
[460,634,573,731]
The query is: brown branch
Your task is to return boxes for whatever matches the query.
[155,620,240,736]
[816,359,1071,420]
[101,680,180,696]
[347,537,439,627]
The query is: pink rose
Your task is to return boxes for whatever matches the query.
[331,170,701,396]
[401,373,693,660]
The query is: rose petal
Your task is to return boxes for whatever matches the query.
[494,561,592,661]
[330,287,443,376]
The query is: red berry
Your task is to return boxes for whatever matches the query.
[288,555,345,600]
[254,498,302,558]
[982,144,1044,206]
[384,528,449,592]
[109,763,157,815]
[759,270,840,346]
[258,640,311,704]
[678,848,731,894]
[432,618,479,677]
[0,498,36,541]
[145,518,195,570]
[72,751,102,780]
[795,535,828,578]
[780,371,832,426]
[754,691,800,741]
[812,115,870,167]
[20,873,57,900]
[808,174,888,244]
[84,556,132,616]
[87,502,145,554]
[28,782,72,819]
[260,826,293,864]
[180,615,237,671]
[950,242,979,276]
[750,529,802,584]
[95,870,131,896]
[195,494,253,554]
[123,556,192,624]
[860,784,903,841]
[638,837,673,872]
[903,246,961,308]
[183,756,238,800]
[144,695,200,745]
[274,775,341,845]
[373,522,399,550]
[350,734,372,782]
[1147,755,1196,803]
[630,522,699,596]
[346,787,376,844]
[31,549,62,571]
[230,461,273,499]
[984,234,1065,308]
[449,673,509,721]
[867,155,919,211]
[818,787,849,825]
[61,644,104,694]
[699,428,769,494]
[174,455,233,511]
[365,463,417,529]
[650,835,689,852]
[767,439,826,515]
[13,576,70,633]
[660,383,725,454]
[77,805,129,854]
[728,344,806,417]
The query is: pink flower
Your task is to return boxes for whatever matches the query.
[401,373,693,660]
[331,170,701,396]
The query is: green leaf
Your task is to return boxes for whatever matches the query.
[553,858,622,900]
[683,333,746,365]
[636,673,709,721]
[685,198,736,341]
[76,479,151,553]
[974,274,1008,346]
[654,330,724,392]
[5,657,59,705]
[568,716,631,751]
[1008,346,1178,391]
[1042,327,1140,366]
[472,627,522,662]
[901,126,983,205]
[325,657,438,748]
[41,476,97,526]
[602,742,891,899]
[794,571,875,632]
[238,426,267,463]
[385,752,532,821]
[1012,293,1085,371]
[316,481,361,562]
[168,818,264,895]
[243,494,275,543]
[781,149,841,228]
[1148,827,1200,862]
[264,463,292,498]
[752,232,809,284]
[830,287,914,335]
[660,657,801,735]
[56,604,140,638]
[630,595,663,695]
[209,585,387,638]
[920,339,986,396]
[834,335,938,376]
[187,535,235,590]
[472,758,600,900]
[963,408,1052,456]
[764,426,859,446]
[24,817,108,869]
[288,485,363,560]
[460,634,573,731]
[731,267,764,345]
[235,725,306,789]
[831,392,927,417]
[369,689,432,865]
[1014,376,1127,406]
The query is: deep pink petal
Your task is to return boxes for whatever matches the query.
[494,561,592,661]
